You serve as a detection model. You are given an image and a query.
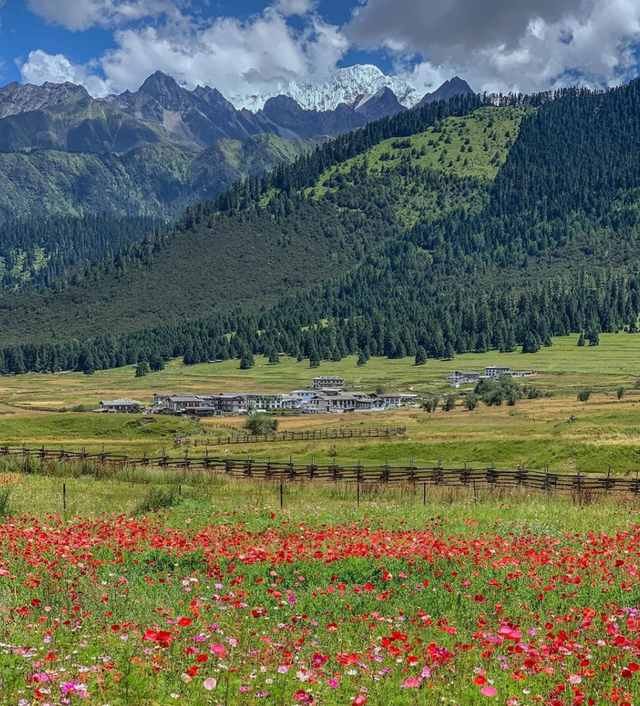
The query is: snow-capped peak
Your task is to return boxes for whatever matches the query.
[228,65,422,112]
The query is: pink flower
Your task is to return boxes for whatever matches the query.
[203,678,217,691]
[481,686,498,697]
[61,680,88,698]
[402,677,421,688]
[210,643,226,657]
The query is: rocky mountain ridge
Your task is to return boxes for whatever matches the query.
[0,69,474,152]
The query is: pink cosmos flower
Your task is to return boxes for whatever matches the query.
[402,677,421,688]
[203,678,217,691]
[481,686,498,697]
[61,681,88,698]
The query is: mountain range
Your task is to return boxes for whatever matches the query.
[0,66,473,224]
[0,79,639,376]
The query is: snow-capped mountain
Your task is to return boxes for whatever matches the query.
[228,65,422,112]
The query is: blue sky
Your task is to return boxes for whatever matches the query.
[1,0,639,101]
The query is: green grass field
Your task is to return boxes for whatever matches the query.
[1,331,640,704]
[0,332,637,408]
[0,333,638,473]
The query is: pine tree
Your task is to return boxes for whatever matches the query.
[239,351,255,370]
[414,346,427,366]
[135,361,150,378]
[577,331,586,347]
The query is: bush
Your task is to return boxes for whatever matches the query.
[0,487,12,517]
[244,415,279,436]
[577,388,592,402]
[523,385,542,399]
[134,486,182,515]
[476,376,522,407]
[617,386,625,400]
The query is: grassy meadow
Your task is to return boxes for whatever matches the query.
[0,333,637,473]
[2,334,640,704]
[2,474,640,705]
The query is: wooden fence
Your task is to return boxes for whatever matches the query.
[3,444,640,494]
[174,426,407,447]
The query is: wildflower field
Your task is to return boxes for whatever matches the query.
[1,476,640,706]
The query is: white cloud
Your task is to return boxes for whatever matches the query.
[19,9,348,100]
[348,0,640,94]
[25,0,182,31]
[273,0,315,17]
[19,50,111,95]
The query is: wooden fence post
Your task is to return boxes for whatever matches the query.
[63,483,66,511]
[280,482,284,510]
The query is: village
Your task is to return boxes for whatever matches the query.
[96,366,536,416]
[96,376,421,416]
[446,365,536,387]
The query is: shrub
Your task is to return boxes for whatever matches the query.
[135,361,150,378]
[0,487,12,517]
[244,415,279,436]
[134,486,182,515]
[577,388,592,402]
[422,396,440,413]
[617,386,625,400]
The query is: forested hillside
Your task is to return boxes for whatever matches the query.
[1,83,639,374]
[0,134,316,223]
[0,214,164,291]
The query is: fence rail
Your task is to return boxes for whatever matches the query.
[3,444,640,494]
[174,426,407,446]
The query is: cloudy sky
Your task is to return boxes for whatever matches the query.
[0,0,639,98]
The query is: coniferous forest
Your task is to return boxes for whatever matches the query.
[1,82,640,374]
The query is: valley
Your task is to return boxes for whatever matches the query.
[4,6,640,706]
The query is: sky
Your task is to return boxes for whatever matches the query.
[0,0,639,100]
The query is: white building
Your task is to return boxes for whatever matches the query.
[446,371,479,387]
[483,366,511,379]
[291,390,317,405]
[312,376,345,391]
[98,398,141,413]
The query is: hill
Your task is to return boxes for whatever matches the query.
[0,72,474,222]
[0,134,317,223]
[1,83,640,374]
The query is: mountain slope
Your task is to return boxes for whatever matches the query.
[0,71,475,222]
[4,81,639,375]
[0,134,317,223]
[418,77,474,107]
[0,81,90,118]
[0,96,483,346]
[0,94,184,154]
